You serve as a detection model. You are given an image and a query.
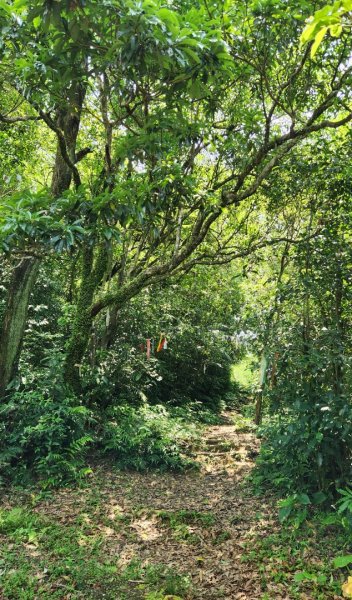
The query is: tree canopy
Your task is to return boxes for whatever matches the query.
[2,0,352,392]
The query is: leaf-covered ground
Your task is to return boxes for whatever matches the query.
[0,414,347,599]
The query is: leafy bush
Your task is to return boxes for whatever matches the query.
[153,327,234,409]
[0,508,35,535]
[169,401,224,425]
[254,393,352,495]
[336,487,352,531]
[0,390,94,486]
[100,404,198,471]
[84,350,165,409]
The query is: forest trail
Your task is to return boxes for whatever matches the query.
[32,415,278,599]
[101,414,269,599]
[0,414,343,599]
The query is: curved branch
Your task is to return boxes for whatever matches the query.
[0,113,42,124]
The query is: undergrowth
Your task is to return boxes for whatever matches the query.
[0,393,208,487]
[100,403,199,472]
[0,507,193,599]
[241,509,351,600]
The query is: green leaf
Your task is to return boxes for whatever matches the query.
[311,27,328,58]
[0,0,11,14]
[298,493,311,505]
[183,47,201,64]
[69,22,81,42]
[278,505,292,523]
[180,37,203,48]
[337,499,352,514]
[157,7,180,27]
[188,80,205,99]
[330,23,343,36]
[312,491,327,505]
[301,21,318,44]
[333,555,352,568]
[279,495,297,507]
[338,488,352,497]
[294,571,317,582]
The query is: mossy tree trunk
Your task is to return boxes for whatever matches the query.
[63,245,108,394]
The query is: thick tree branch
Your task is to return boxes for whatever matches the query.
[0,113,42,124]
[75,147,92,163]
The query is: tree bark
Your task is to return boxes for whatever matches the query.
[63,245,108,393]
[101,305,120,350]
[0,257,40,396]
[51,84,86,197]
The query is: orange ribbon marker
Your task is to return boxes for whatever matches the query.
[157,334,167,352]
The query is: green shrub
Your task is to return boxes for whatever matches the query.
[85,327,235,412]
[154,328,233,410]
[169,401,224,425]
[254,392,352,495]
[0,391,94,486]
[0,507,40,537]
[100,404,198,471]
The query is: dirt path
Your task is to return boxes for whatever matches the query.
[118,418,269,599]
[35,415,276,599]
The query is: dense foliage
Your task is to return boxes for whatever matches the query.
[0,262,240,485]
[0,0,352,505]
[243,141,352,496]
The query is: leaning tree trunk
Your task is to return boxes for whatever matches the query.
[0,257,40,396]
[0,84,86,398]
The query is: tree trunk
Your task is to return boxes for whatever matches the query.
[0,257,40,396]
[51,84,85,197]
[254,352,268,425]
[63,246,95,393]
[333,260,344,396]
[0,83,86,397]
[100,305,120,350]
[64,245,108,393]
